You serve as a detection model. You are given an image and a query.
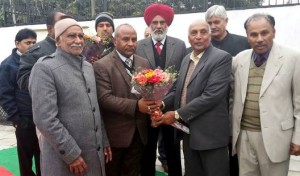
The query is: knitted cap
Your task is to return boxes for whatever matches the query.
[54,18,82,39]
[144,3,174,26]
[95,12,115,31]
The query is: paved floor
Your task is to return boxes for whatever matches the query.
[1,124,300,175]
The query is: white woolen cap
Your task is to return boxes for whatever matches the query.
[54,18,82,39]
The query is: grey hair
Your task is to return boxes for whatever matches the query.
[188,19,211,34]
[244,13,275,31]
[205,5,228,21]
[114,23,136,38]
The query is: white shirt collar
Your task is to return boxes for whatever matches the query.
[116,50,133,62]
[152,36,166,46]
[16,50,22,56]
[190,51,205,65]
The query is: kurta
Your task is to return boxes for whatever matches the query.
[29,48,109,175]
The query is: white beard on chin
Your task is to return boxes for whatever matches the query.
[151,28,168,41]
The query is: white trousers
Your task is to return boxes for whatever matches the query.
[237,130,290,176]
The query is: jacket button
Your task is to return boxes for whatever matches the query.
[95,126,98,132]
[87,88,91,93]
[97,146,101,151]
[92,107,96,112]
[60,150,65,155]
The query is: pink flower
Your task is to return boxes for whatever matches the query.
[131,67,178,100]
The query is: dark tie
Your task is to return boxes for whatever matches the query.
[254,55,265,67]
[156,41,162,55]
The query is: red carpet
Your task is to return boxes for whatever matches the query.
[0,166,14,176]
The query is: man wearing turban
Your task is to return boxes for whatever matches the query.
[136,3,187,176]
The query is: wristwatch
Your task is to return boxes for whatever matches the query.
[174,111,180,120]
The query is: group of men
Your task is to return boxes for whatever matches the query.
[0,3,299,176]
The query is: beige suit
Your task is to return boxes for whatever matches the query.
[231,43,300,163]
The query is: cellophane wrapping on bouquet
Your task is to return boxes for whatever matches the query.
[131,67,189,134]
[82,34,114,64]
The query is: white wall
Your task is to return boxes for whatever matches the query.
[1,5,299,62]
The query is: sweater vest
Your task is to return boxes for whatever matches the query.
[241,58,267,131]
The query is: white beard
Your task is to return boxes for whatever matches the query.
[151,28,168,41]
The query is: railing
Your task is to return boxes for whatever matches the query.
[0,0,299,27]
[0,106,8,125]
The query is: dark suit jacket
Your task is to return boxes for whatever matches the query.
[164,45,232,150]
[18,36,56,90]
[93,50,150,148]
[136,36,186,71]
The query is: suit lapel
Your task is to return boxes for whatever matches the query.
[113,52,132,88]
[178,57,190,95]
[260,44,283,97]
[187,46,211,85]
[142,39,156,68]
[165,36,175,67]
[238,52,251,103]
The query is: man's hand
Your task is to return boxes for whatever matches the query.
[151,111,177,127]
[69,156,87,176]
[138,98,157,114]
[162,111,177,125]
[151,115,164,127]
[290,143,300,156]
[104,147,112,163]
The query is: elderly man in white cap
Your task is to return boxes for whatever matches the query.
[29,18,111,176]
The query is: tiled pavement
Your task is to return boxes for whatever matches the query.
[1,124,300,175]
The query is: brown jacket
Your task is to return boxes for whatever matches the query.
[93,50,150,148]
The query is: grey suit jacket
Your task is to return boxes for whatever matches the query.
[136,36,186,71]
[93,50,150,148]
[29,48,108,176]
[165,45,232,150]
[231,43,300,162]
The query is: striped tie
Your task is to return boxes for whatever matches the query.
[125,58,132,68]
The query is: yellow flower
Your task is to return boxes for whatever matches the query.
[145,71,155,78]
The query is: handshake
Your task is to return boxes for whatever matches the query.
[138,98,189,134]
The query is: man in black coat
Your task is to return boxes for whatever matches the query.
[0,28,39,176]
[17,11,70,90]
[205,5,250,56]
[204,5,251,176]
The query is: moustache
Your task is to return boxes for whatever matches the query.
[211,29,219,33]
[154,29,164,33]
[71,43,82,47]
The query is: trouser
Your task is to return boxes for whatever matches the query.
[183,134,230,176]
[141,124,182,176]
[15,124,41,176]
[237,130,290,176]
[105,130,144,176]
[229,140,239,176]
[157,129,167,165]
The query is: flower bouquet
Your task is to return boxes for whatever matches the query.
[82,34,114,64]
[132,67,189,134]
